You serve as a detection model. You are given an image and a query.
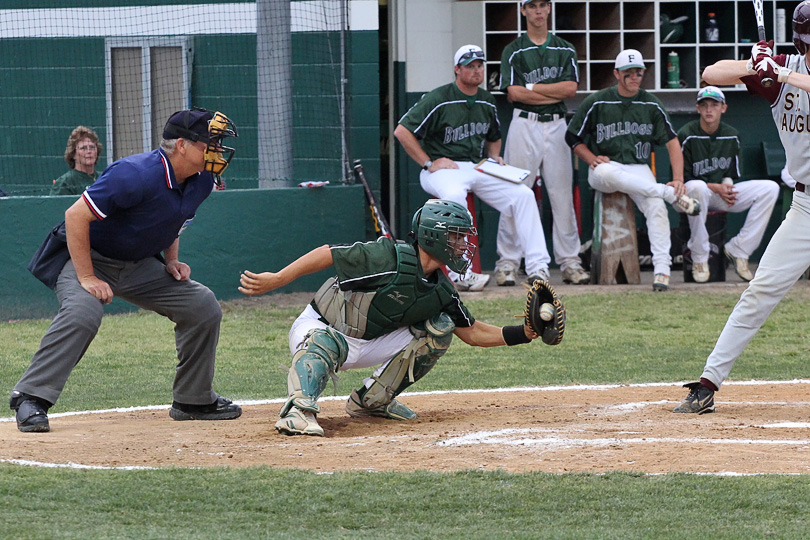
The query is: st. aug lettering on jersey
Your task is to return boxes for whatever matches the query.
[748,53,810,181]
[399,82,500,162]
[499,33,578,116]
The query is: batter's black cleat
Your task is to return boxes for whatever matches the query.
[672,382,715,414]
[170,395,242,421]
[13,398,51,433]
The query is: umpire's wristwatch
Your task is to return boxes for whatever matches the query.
[422,160,433,171]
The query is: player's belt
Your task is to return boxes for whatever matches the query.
[518,111,562,122]
[796,182,807,193]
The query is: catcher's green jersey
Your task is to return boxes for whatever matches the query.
[398,82,501,162]
[677,120,741,183]
[567,86,677,165]
[312,237,474,340]
[499,33,578,115]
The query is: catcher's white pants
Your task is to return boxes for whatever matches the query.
[498,114,582,272]
[701,188,807,389]
[588,162,677,276]
[683,179,779,263]
[420,161,550,276]
[289,305,415,387]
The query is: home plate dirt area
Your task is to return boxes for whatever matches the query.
[4,382,810,474]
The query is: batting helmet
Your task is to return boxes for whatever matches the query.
[794,0,810,54]
[411,199,477,274]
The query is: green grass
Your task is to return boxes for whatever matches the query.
[3,288,810,539]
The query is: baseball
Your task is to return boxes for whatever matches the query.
[540,303,554,321]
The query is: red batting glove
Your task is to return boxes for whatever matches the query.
[748,40,774,74]
[756,56,792,83]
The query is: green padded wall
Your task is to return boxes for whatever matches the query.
[0,186,366,320]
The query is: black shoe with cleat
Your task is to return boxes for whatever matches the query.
[673,381,715,414]
[170,395,242,421]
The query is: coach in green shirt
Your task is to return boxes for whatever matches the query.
[394,44,552,292]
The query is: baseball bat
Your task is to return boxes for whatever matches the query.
[752,0,774,87]
[353,159,394,239]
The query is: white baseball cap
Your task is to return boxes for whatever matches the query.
[696,85,726,103]
[614,49,646,70]
[521,0,549,5]
[454,45,485,66]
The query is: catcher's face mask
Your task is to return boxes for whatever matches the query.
[412,199,477,274]
[203,112,238,186]
[445,228,477,274]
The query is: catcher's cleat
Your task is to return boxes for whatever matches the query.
[345,390,417,420]
[724,246,754,281]
[652,273,670,292]
[692,261,710,283]
[454,271,490,292]
[672,194,701,216]
[170,395,242,421]
[673,382,715,414]
[275,407,324,436]
[495,268,516,287]
[14,399,50,433]
[562,263,590,285]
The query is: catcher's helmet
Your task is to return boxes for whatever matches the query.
[794,0,810,54]
[163,108,238,186]
[411,199,477,274]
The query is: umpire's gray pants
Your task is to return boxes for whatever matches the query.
[13,251,221,407]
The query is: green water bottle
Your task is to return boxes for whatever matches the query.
[667,51,680,89]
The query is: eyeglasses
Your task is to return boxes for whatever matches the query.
[77,144,97,152]
[457,49,485,64]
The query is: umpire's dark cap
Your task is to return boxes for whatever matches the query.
[162,109,214,142]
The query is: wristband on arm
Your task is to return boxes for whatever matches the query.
[502,325,532,346]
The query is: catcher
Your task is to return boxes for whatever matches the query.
[238,199,564,436]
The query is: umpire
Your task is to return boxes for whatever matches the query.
[10,109,241,433]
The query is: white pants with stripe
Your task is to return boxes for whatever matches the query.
[419,161,550,276]
[683,179,779,263]
[701,189,807,389]
[498,113,582,272]
[588,161,677,276]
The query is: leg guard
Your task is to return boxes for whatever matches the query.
[279,327,348,417]
[347,312,454,420]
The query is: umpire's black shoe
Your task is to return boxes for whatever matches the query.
[13,397,51,433]
[169,395,242,421]
[672,382,715,414]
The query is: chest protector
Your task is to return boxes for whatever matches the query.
[313,243,456,340]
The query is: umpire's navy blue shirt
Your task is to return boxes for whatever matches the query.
[81,149,215,261]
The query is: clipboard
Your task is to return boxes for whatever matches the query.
[475,158,531,183]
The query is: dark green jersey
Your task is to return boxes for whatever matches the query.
[50,168,97,196]
[677,120,741,183]
[312,237,475,340]
[567,86,677,165]
[398,82,501,162]
[499,32,578,115]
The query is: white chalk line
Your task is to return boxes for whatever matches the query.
[4,378,810,423]
[4,379,810,473]
[437,427,810,448]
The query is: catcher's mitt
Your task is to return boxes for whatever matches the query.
[524,279,566,345]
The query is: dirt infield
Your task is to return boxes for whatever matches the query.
[6,268,810,474]
[4,382,810,474]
